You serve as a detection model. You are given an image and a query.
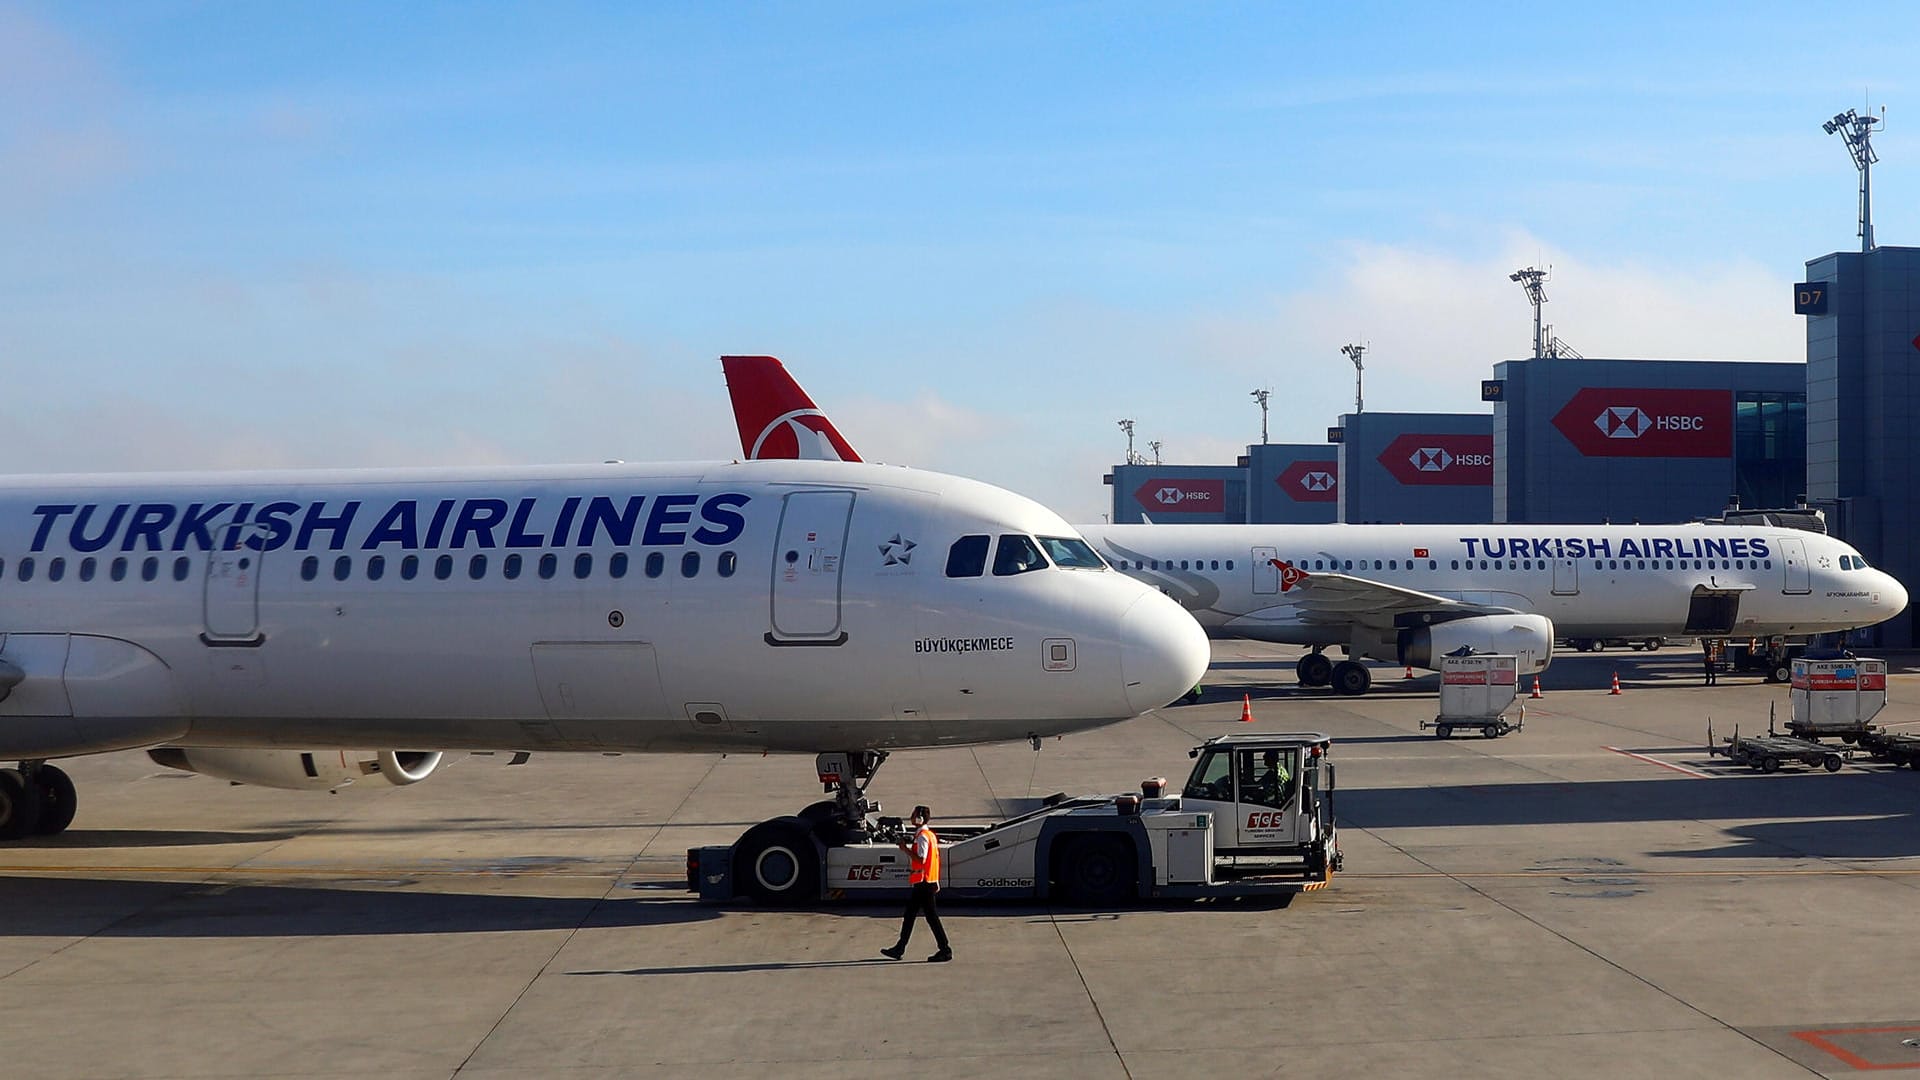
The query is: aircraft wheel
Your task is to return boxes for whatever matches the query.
[0,769,43,841]
[1051,834,1136,907]
[1331,661,1372,696]
[31,766,76,835]
[734,818,820,907]
[1296,652,1334,688]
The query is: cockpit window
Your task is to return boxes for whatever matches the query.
[1038,536,1106,570]
[946,535,989,578]
[992,534,1049,576]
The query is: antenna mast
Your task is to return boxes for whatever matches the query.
[1824,107,1885,252]
[1340,343,1366,414]
[1117,418,1145,465]
[1510,266,1549,359]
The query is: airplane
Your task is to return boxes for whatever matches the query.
[0,435,1210,843]
[719,355,1909,696]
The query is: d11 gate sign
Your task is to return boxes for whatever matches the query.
[1133,478,1228,513]
[1551,388,1733,458]
[1377,434,1493,486]
[1275,460,1338,502]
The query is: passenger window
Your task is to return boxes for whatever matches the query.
[1037,536,1106,569]
[575,553,593,579]
[110,557,127,582]
[368,555,386,581]
[504,553,522,580]
[18,557,34,582]
[1211,560,1220,571]
[946,535,989,578]
[992,534,1048,576]
[300,556,318,582]
[1428,560,1437,570]
[48,557,65,582]
[1182,748,1234,802]
[1451,560,1459,570]
[470,554,487,580]
[334,555,351,581]
[539,553,558,580]
[718,551,737,577]
[645,552,664,578]
[609,552,629,579]
[1226,560,1234,571]
[681,551,700,577]
[142,557,158,582]
[401,555,419,580]
[1179,560,1189,571]
[1764,559,1773,570]
[434,555,453,581]
[79,557,96,582]
[173,557,190,582]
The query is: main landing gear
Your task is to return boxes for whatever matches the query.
[1295,649,1373,697]
[730,749,890,906]
[0,761,78,842]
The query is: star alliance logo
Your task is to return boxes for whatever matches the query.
[879,534,916,566]
[1594,406,1652,438]
[1410,448,1453,472]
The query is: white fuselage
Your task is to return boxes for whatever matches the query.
[1086,522,1906,655]
[0,460,1209,760]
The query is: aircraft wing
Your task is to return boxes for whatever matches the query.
[1284,572,1521,629]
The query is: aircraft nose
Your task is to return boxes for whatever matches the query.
[1876,572,1909,621]
[1119,592,1211,714]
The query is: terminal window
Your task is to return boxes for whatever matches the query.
[1734,392,1807,510]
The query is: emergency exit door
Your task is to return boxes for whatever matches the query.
[1252,546,1278,594]
[203,523,263,643]
[769,490,854,644]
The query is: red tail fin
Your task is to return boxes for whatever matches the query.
[720,355,864,462]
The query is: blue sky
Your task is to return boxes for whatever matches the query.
[4,2,1917,520]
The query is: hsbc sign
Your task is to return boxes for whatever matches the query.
[1377,434,1494,486]
[1275,460,1338,503]
[1552,388,1731,458]
[1133,478,1228,514]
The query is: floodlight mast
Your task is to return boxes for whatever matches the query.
[1823,107,1885,253]
[1117,418,1145,465]
[1510,266,1549,359]
[1340,343,1366,414]
[1148,440,1163,466]
[1250,388,1271,444]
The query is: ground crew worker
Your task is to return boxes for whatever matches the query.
[1702,641,1719,686]
[881,804,951,963]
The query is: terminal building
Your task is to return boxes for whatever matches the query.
[1241,443,1338,524]
[1103,464,1247,524]
[1488,357,1806,526]
[1801,244,1920,646]
[1334,412,1494,523]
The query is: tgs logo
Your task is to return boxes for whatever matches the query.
[1246,812,1289,829]
[846,866,886,880]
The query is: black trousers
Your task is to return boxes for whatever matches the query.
[896,882,949,951]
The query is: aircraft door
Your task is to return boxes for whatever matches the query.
[1252,546,1278,594]
[1551,557,1578,596]
[769,490,855,644]
[203,523,264,644]
[1779,537,1810,594]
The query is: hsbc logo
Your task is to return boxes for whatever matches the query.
[1155,486,1214,506]
[1594,406,1707,439]
[1410,447,1452,472]
[1299,470,1335,492]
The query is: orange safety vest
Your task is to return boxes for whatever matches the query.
[909,825,941,884]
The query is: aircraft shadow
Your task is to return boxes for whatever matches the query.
[0,876,726,937]
[1338,772,1920,859]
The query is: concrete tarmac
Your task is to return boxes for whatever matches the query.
[4,642,1920,1078]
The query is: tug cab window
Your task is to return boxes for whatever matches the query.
[993,534,1048,576]
[946,534,989,578]
[1183,747,1234,802]
[1038,536,1107,569]
[1237,747,1298,810]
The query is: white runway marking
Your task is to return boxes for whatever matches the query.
[1602,745,1715,778]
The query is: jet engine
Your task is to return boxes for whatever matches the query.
[1398,614,1554,674]
[146,748,444,792]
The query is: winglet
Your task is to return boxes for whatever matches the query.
[720,355,864,462]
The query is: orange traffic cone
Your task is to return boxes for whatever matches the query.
[1609,671,1622,695]
[1530,677,1543,699]
[1404,665,1414,679]
[1239,694,1255,723]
